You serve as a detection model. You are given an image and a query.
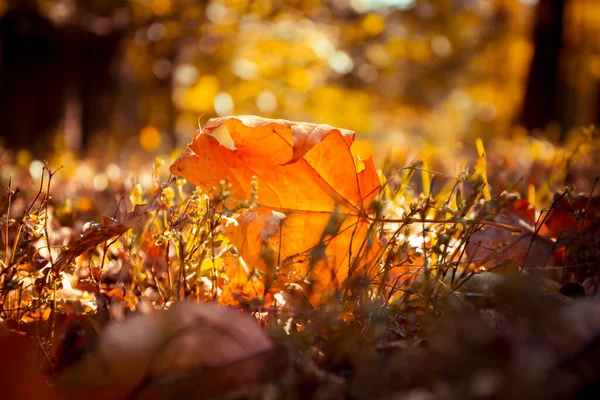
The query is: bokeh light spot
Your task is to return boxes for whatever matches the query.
[139,126,162,152]
[153,58,172,79]
[152,0,172,16]
[105,164,121,181]
[328,51,354,75]
[93,173,109,191]
[29,160,45,181]
[183,75,220,112]
[256,90,277,113]
[174,64,199,87]
[147,22,166,42]
[361,14,386,37]
[431,35,452,58]
[214,92,234,116]
[475,101,497,123]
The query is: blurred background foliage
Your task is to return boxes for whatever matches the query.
[0,0,598,160]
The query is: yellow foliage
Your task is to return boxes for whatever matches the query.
[183,75,220,112]
[474,138,491,200]
[251,0,273,17]
[287,67,314,91]
[309,86,372,133]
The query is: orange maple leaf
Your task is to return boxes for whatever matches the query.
[170,116,380,303]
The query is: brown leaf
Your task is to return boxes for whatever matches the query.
[539,195,600,239]
[57,301,280,399]
[466,203,556,270]
[52,183,169,272]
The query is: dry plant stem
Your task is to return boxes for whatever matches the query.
[9,222,25,267]
[523,191,567,267]
[166,240,173,299]
[447,221,477,286]
[178,235,186,301]
[3,177,12,267]
[42,166,61,349]
[98,199,127,291]
[209,201,218,301]
[43,165,61,269]
[371,216,523,233]
[374,212,419,302]
[572,178,599,242]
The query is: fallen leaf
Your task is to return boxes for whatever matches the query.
[466,198,556,269]
[171,116,380,303]
[52,182,170,273]
[531,194,600,282]
[57,301,281,399]
[539,195,600,239]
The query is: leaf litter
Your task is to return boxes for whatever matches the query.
[0,118,599,399]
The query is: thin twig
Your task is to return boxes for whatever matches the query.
[370,216,522,233]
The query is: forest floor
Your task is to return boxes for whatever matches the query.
[1,120,600,400]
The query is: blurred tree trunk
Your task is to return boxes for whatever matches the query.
[0,2,124,154]
[521,0,600,139]
[520,0,568,138]
[0,3,65,152]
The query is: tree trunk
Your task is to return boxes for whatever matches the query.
[520,0,568,138]
[0,3,123,154]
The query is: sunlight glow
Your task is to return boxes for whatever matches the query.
[214,92,235,116]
